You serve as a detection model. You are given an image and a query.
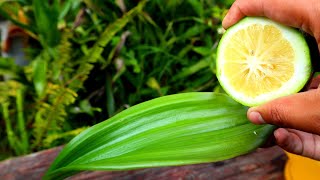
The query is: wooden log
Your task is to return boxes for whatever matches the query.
[0,146,287,180]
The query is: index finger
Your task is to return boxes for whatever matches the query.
[222,0,314,37]
[222,0,265,29]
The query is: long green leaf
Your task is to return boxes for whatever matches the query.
[172,59,209,81]
[33,57,47,98]
[33,0,60,47]
[44,92,274,180]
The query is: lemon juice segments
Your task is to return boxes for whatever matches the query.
[217,17,311,106]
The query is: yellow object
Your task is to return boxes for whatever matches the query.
[223,24,294,98]
[217,17,311,106]
[285,152,320,180]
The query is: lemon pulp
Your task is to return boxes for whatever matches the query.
[224,24,294,98]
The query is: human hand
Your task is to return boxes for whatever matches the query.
[223,0,320,51]
[223,0,320,160]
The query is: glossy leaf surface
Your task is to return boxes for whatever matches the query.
[45,92,274,179]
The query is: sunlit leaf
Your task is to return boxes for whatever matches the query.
[45,93,274,179]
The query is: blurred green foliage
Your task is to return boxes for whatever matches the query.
[0,0,233,160]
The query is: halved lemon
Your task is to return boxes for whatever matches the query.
[217,17,312,106]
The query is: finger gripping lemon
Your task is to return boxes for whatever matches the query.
[217,17,312,106]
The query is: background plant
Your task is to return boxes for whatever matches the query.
[0,0,234,160]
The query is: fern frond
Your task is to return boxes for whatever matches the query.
[0,80,23,100]
[32,83,77,149]
[0,80,29,155]
[43,127,88,148]
[67,63,94,90]
[52,30,74,82]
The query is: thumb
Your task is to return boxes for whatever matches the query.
[247,89,320,135]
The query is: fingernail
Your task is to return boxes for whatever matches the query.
[273,128,280,138]
[248,110,265,124]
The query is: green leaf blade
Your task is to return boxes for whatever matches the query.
[45,92,274,180]
[33,0,60,47]
[33,57,47,98]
